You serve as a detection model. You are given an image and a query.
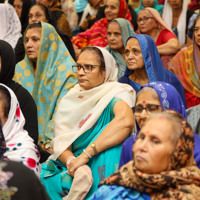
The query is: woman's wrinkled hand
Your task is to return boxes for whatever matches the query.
[66,153,90,177]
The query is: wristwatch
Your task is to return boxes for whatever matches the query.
[91,143,98,155]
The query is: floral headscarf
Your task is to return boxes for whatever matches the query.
[100,112,200,199]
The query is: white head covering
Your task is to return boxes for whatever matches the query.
[1,84,40,175]
[162,0,187,46]
[0,3,22,48]
[51,47,136,159]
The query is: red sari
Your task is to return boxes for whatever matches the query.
[71,0,132,49]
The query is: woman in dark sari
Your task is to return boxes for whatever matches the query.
[118,34,187,108]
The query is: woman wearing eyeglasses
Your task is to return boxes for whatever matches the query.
[118,34,186,107]
[119,81,200,169]
[40,46,136,199]
[137,7,180,56]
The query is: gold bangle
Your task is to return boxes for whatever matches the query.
[90,143,98,155]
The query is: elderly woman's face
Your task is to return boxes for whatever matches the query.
[137,10,158,34]
[125,38,145,71]
[133,117,174,174]
[13,0,23,18]
[135,89,162,128]
[107,22,124,53]
[168,0,183,9]
[142,0,154,7]
[104,0,120,22]
[28,5,48,24]
[194,18,200,47]
[25,27,41,63]
[76,50,106,90]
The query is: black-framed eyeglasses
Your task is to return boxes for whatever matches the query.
[137,17,153,23]
[133,104,162,116]
[72,64,101,73]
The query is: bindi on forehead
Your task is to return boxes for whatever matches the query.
[128,45,131,49]
[142,100,146,104]
[144,130,150,135]
[158,116,164,120]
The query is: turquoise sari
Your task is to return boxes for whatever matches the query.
[40,98,122,199]
[14,22,77,145]
[135,0,163,15]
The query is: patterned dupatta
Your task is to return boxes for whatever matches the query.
[169,38,200,97]
[100,119,200,199]
[71,0,132,49]
[51,47,136,159]
[0,84,40,174]
[0,3,21,48]
[14,22,77,146]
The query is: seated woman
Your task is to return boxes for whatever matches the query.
[0,3,22,49]
[0,84,40,174]
[118,34,187,108]
[137,7,180,56]
[118,81,200,169]
[0,40,38,146]
[162,0,197,46]
[72,0,132,57]
[14,22,77,161]
[40,46,136,200]
[106,18,135,79]
[36,0,72,38]
[169,15,200,108]
[12,0,33,33]
[15,3,76,63]
[92,111,200,199]
[135,0,163,15]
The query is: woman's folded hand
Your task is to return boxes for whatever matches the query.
[66,153,90,176]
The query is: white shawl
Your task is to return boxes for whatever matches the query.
[2,84,40,175]
[0,3,22,49]
[51,47,136,159]
[162,0,187,46]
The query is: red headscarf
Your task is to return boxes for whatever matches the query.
[118,0,132,22]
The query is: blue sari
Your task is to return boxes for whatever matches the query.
[41,98,122,199]
[90,185,151,200]
[118,34,187,108]
[119,82,200,169]
[106,18,135,79]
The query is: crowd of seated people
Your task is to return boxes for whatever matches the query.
[0,0,200,199]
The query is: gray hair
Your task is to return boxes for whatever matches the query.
[146,111,185,146]
[136,87,160,103]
